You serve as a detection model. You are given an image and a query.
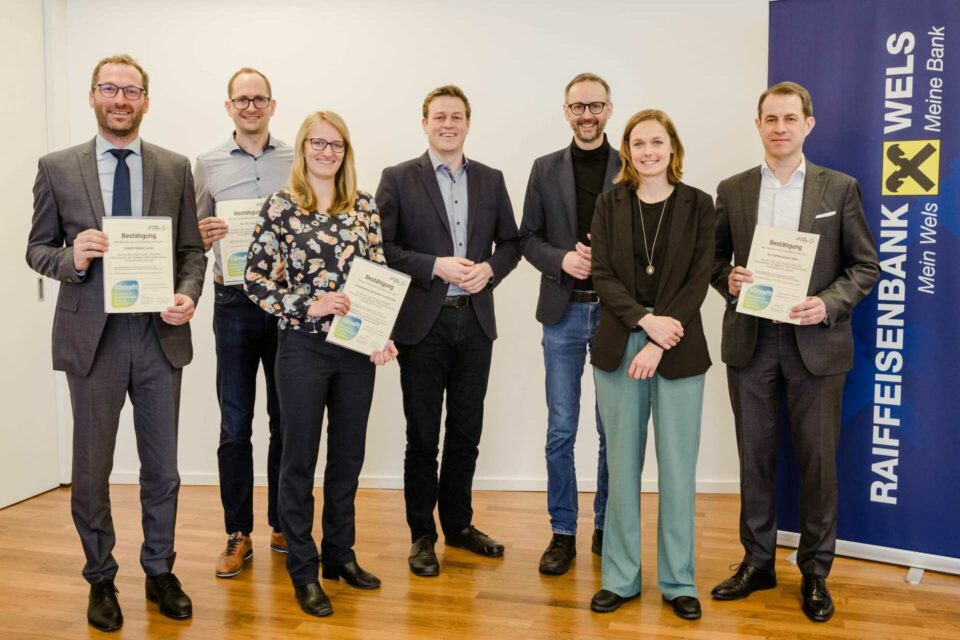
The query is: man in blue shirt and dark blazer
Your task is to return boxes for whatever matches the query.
[377,84,521,577]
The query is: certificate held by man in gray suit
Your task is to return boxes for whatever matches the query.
[25,54,204,633]
[710,81,879,623]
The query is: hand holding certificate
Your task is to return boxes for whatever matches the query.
[736,226,820,324]
[101,216,175,313]
[326,258,412,356]
[215,198,266,285]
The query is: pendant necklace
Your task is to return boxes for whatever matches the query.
[639,192,670,276]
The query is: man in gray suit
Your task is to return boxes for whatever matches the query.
[710,82,879,622]
[519,72,619,575]
[26,54,204,632]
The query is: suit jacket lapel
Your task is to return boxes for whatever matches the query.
[798,161,826,233]
[612,186,635,296]
[739,167,762,259]
[559,146,577,240]
[417,153,451,236]
[466,160,480,245]
[655,183,693,302]
[78,138,106,228]
[142,141,157,217]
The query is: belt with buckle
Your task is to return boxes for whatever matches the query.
[570,290,599,304]
[443,296,470,309]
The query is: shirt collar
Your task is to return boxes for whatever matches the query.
[428,148,469,175]
[96,134,142,157]
[229,133,276,157]
[760,154,806,183]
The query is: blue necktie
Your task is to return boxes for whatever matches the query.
[108,148,133,216]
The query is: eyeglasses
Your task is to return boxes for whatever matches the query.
[230,96,272,110]
[307,138,346,153]
[96,83,146,100]
[566,101,608,115]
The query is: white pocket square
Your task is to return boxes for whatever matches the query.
[815,211,836,219]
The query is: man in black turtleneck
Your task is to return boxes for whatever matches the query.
[519,72,621,576]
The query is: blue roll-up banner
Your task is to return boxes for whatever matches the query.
[769,0,959,574]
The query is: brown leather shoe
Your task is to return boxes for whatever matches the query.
[270,531,288,554]
[215,532,253,578]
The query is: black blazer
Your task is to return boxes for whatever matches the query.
[590,182,715,378]
[377,151,521,345]
[519,142,620,324]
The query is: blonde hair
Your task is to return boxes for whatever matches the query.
[614,109,685,189]
[288,111,357,214]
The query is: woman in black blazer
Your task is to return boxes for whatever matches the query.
[588,110,715,620]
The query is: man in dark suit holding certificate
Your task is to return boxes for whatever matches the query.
[710,81,879,622]
[26,54,204,631]
[377,84,520,577]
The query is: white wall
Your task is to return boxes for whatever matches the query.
[39,0,770,492]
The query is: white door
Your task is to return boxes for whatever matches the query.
[0,0,62,508]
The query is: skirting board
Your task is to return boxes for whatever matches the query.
[777,531,960,576]
[108,472,740,494]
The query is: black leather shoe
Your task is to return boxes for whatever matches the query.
[591,589,629,613]
[322,560,381,589]
[591,528,603,556]
[294,581,333,617]
[663,595,702,620]
[445,525,504,557]
[538,533,576,575]
[408,536,440,577]
[88,579,122,631]
[801,574,835,622]
[145,572,192,619]
[711,563,777,600]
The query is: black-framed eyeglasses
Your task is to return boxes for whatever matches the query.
[307,138,346,153]
[230,96,272,110]
[96,83,146,100]
[566,101,608,115]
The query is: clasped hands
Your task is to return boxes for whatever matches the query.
[306,292,397,365]
[73,228,195,326]
[728,266,826,325]
[435,257,493,293]
[628,313,684,380]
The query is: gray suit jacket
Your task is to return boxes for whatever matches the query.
[711,160,879,376]
[26,138,205,376]
[518,142,620,324]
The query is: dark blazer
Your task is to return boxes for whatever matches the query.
[519,142,620,324]
[26,138,205,377]
[590,182,715,378]
[377,151,521,345]
[711,161,880,376]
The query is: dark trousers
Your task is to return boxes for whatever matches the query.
[727,320,845,577]
[275,329,375,586]
[66,314,181,584]
[213,283,282,535]
[397,305,493,542]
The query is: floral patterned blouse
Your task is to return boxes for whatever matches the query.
[245,189,386,334]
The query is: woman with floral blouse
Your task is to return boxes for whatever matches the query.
[245,111,397,618]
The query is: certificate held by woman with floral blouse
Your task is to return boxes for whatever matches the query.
[215,197,266,285]
[326,257,411,355]
[101,216,175,313]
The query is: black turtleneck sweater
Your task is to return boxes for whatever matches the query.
[571,137,609,292]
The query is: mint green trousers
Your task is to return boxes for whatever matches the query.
[593,330,704,599]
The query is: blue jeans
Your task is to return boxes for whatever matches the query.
[542,301,608,535]
[213,282,282,535]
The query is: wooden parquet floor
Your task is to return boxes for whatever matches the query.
[0,486,957,639]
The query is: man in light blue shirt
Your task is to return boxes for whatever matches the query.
[194,67,293,579]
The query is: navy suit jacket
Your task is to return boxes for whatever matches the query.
[376,151,521,345]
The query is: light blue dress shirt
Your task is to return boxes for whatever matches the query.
[96,135,144,217]
[428,149,470,297]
